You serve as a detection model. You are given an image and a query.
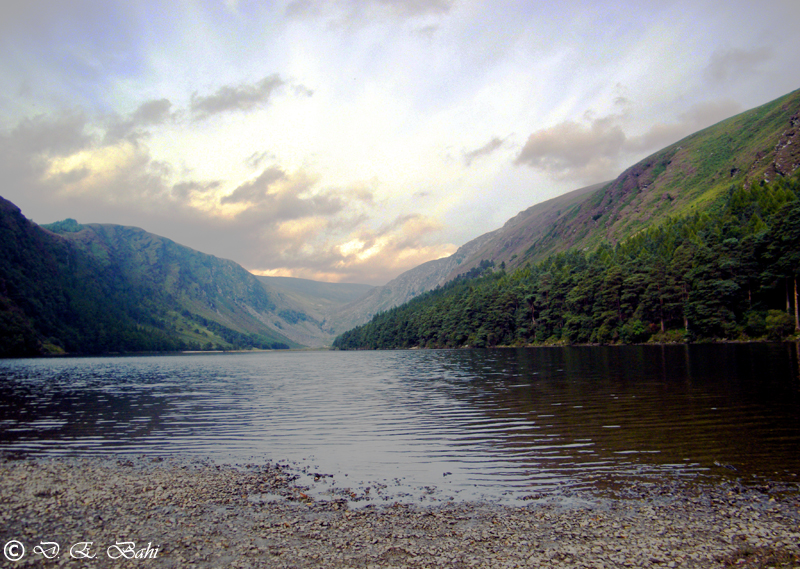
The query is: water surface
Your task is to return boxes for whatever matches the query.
[1,344,799,504]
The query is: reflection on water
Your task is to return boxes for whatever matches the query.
[1,344,798,503]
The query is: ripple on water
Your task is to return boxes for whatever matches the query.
[1,344,799,504]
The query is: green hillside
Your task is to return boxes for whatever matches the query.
[334,89,800,350]
[334,173,800,349]
[572,88,800,253]
[448,89,800,279]
[254,275,375,345]
[0,199,299,357]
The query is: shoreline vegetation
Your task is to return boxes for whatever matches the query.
[2,456,798,568]
[333,175,800,351]
[357,337,800,351]
[13,337,799,359]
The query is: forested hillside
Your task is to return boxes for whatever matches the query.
[333,174,800,349]
[0,199,299,357]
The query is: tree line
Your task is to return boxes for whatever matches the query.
[333,174,800,350]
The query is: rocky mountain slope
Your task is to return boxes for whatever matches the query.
[443,181,608,281]
[450,88,800,276]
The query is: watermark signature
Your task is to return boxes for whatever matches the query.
[3,540,159,561]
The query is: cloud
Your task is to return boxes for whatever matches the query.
[285,0,453,22]
[245,151,273,170]
[515,99,744,183]
[413,24,439,39]
[172,180,221,200]
[0,104,451,285]
[463,137,503,166]
[515,118,626,182]
[104,98,173,143]
[220,167,286,205]
[627,99,744,152]
[0,112,93,205]
[222,167,348,232]
[5,111,91,157]
[266,212,454,283]
[190,75,284,120]
[211,175,451,284]
[373,0,453,17]
[131,98,173,126]
[285,0,316,18]
[705,47,772,84]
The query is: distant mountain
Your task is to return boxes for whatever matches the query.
[258,276,374,305]
[327,230,498,334]
[254,276,374,346]
[0,201,303,356]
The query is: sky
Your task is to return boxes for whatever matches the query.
[1,1,798,285]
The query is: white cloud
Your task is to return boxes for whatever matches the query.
[1,0,799,284]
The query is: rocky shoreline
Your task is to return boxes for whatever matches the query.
[2,456,799,568]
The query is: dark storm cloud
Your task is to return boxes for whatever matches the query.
[190,75,285,120]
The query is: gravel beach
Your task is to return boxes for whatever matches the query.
[2,456,798,568]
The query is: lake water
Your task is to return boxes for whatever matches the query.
[1,344,799,505]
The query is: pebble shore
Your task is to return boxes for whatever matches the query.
[2,456,799,568]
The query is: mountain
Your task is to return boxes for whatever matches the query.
[5,88,798,355]
[254,276,375,346]
[443,181,609,281]
[338,87,800,323]
[0,202,303,356]
[326,229,498,334]
[334,88,800,349]
[334,170,800,349]
[449,88,800,278]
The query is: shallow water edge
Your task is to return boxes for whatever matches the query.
[2,455,799,568]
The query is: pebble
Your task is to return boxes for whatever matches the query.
[1,456,798,568]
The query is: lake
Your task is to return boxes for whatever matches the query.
[1,344,799,505]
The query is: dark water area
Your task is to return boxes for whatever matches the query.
[1,344,799,504]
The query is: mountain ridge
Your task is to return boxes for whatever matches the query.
[333,87,800,348]
[446,88,800,279]
[326,229,499,334]
[3,88,799,354]
[1,205,307,355]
